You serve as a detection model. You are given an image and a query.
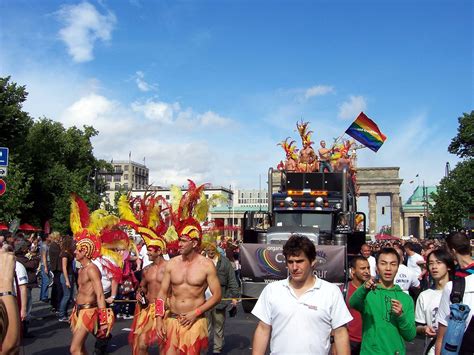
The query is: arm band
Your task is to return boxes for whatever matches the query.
[195,308,202,316]
[98,308,108,325]
[154,298,165,317]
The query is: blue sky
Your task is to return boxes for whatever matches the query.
[1,0,473,228]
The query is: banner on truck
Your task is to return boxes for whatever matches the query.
[240,244,346,283]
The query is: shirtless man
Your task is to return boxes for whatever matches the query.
[129,243,168,355]
[318,140,333,173]
[70,238,112,355]
[156,224,222,355]
[298,141,318,172]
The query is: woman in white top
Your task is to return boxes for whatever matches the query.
[415,249,455,355]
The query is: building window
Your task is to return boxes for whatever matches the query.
[123,183,128,190]
[124,174,128,180]
[115,183,120,190]
[124,165,129,171]
[105,175,112,182]
[166,195,170,200]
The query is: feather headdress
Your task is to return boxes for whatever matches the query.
[171,180,210,242]
[296,120,314,147]
[70,194,120,260]
[278,137,299,160]
[118,192,169,251]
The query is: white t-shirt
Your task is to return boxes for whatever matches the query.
[407,252,425,277]
[139,245,152,268]
[395,264,420,293]
[437,274,474,330]
[13,261,28,296]
[415,288,443,355]
[367,255,376,277]
[92,258,112,294]
[252,277,352,354]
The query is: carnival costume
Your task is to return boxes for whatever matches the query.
[277,137,299,171]
[118,192,171,355]
[158,180,211,355]
[296,120,318,172]
[69,194,120,339]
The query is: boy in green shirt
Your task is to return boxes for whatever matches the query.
[350,247,416,354]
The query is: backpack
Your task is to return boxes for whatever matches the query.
[441,277,471,355]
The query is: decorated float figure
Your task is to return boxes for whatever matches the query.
[296,120,319,172]
[277,137,299,171]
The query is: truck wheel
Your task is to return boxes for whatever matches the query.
[241,297,257,313]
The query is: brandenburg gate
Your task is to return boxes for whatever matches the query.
[357,167,403,237]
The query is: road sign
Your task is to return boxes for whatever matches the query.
[0,166,7,177]
[0,147,9,166]
[0,179,6,196]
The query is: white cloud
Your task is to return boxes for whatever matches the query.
[131,99,234,128]
[338,95,367,120]
[135,71,157,92]
[304,85,334,100]
[57,2,116,62]
[199,111,234,127]
[131,100,179,124]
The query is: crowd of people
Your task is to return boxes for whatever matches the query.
[251,233,474,355]
[0,228,241,354]
[0,204,472,355]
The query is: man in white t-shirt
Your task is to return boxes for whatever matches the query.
[404,242,425,279]
[252,235,352,354]
[394,246,420,293]
[361,244,376,277]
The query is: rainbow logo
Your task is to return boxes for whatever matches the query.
[256,248,282,276]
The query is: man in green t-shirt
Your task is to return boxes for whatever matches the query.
[350,247,416,354]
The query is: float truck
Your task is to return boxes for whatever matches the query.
[240,168,366,312]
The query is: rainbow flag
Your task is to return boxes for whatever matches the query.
[345,112,387,152]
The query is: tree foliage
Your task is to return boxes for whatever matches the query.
[431,111,474,232]
[448,111,474,158]
[0,76,109,233]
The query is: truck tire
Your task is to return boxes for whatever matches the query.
[241,297,257,313]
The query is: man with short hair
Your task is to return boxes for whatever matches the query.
[252,235,352,354]
[318,140,333,173]
[393,245,420,294]
[345,256,371,354]
[404,242,425,279]
[360,244,376,277]
[350,248,416,354]
[204,242,240,354]
[156,224,222,354]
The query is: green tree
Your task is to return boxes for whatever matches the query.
[0,76,111,232]
[431,111,474,232]
[23,119,109,232]
[448,111,474,158]
[0,158,33,223]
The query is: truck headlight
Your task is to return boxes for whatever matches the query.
[315,197,324,207]
[284,197,293,207]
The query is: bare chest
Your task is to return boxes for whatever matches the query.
[170,261,207,287]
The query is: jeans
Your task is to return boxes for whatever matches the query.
[59,274,74,318]
[51,270,63,310]
[319,160,333,173]
[39,265,50,301]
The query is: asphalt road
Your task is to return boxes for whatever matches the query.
[22,288,424,354]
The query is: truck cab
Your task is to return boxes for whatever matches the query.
[240,168,366,312]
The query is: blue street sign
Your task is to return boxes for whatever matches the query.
[0,147,9,166]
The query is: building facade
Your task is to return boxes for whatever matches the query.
[100,160,149,204]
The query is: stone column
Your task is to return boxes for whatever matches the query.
[391,193,401,237]
[368,193,377,234]
[419,216,424,239]
[404,217,409,236]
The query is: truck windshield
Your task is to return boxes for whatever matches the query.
[274,212,332,231]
